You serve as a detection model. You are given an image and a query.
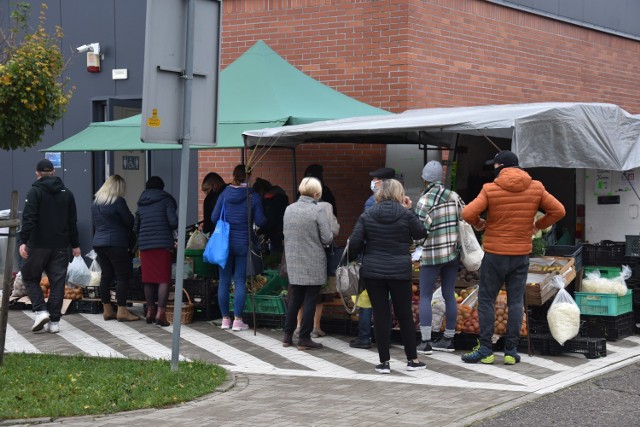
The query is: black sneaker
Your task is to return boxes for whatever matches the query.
[375,361,391,374]
[417,340,433,355]
[350,339,372,349]
[432,337,455,352]
[406,360,427,371]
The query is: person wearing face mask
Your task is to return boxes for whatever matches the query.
[350,167,396,349]
[461,150,565,365]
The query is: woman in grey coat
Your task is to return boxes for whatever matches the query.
[282,177,333,350]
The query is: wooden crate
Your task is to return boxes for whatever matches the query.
[526,256,577,306]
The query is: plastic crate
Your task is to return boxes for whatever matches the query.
[625,235,640,257]
[583,266,622,279]
[244,313,286,329]
[580,312,634,341]
[184,249,218,278]
[575,289,632,316]
[255,271,288,296]
[321,317,358,335]
[230,294,286,315]
[582,241,626,266]
[518,334,563,356]
[545,244,583,273]
[68,299,104,314]
[560,336,607,359]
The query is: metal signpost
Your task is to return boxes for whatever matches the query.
[141,0,220,371]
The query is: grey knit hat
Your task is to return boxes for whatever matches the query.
[421,161,443,182]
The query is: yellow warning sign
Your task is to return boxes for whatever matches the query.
[147,108,161,128]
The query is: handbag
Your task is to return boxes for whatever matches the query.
[203,204,230,268]
[335,239,363,314]
[454,195,484,272]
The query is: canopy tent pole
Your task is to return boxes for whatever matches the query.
[291,148,298,199]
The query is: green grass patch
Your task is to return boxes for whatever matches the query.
[0,353,227,420]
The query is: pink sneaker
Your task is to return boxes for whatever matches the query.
[221,318,232,329]
[232,319,249,331]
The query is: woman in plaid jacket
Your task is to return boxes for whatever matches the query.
[414,161,461,354]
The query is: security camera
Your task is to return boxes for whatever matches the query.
[76,43,100,55]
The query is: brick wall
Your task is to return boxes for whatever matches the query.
[198,0,640,242]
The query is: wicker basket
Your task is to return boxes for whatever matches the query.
[167,288,195,324]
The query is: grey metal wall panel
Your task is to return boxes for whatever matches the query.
[489,0,640,39]
[113,0,146,95]
[627,2,640,36]
[532,0,559,14]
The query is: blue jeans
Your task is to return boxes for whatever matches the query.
[21,247,69,322]
[218,244,248,317]
[418,258,459,332]
[477,253,529,354]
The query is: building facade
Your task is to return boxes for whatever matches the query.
[1,0,639,249]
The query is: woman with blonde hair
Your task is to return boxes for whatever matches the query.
[92,174,139,321]
[348,179,428,373]
[282,177,333,350]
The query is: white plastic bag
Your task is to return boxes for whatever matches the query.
[67,256,92,287]
[431,287,445,332]
[10,272,27,298]
[581,265,630,296]
[547,276,580,345]
[186,229,209,250]
[454,195,484,271]
[85,249,102,287]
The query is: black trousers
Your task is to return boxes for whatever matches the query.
[284,284,321,340]
[21,247,69,322]
[366,278,417,363]
[95,246,132,306]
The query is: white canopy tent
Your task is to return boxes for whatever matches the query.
[243,102,640,171]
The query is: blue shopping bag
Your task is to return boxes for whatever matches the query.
[203,204,230,268]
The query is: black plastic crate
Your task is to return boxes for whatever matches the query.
[580,312,634,341]
[322,317,358,336]
[183,278,217,304]
[68,299,103,314]
[546,244,583,273]
[455,332,479,350]
[582,241,626,266]
[194,303,220,321]
[561,336,607,359]
[518,333,563,356]
[244,313,286,329]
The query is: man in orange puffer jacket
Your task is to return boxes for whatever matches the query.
[461,150,565,365]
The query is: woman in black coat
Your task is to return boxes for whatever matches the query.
[201,172,226,235]
[349,179,428,374]
[92,175,138,322]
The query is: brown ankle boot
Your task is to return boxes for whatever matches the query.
[102,304,117,321]
[116,306,140,322]
[146,305,157,324]
[155,307,170,326]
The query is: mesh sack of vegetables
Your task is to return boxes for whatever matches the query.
[547,276,580,345]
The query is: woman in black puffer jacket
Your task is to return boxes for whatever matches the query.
[135,176,178,326]
[349,179,427,374]
[92,175,138,322]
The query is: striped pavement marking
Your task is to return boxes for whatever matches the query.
[23,312,125,358]
[4,323,41,353]
[7,311,640,394]
[81,314,190,362]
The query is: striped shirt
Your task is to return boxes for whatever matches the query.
[415,182,460,265]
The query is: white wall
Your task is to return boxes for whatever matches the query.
[584,168,640,242]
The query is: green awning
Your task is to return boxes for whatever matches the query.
[43,40,389,152]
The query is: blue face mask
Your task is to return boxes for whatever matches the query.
[370,179,378,192]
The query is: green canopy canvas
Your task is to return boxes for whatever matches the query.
[43,40,390,152]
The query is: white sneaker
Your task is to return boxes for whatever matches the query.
[32,311,50,332]
[48,322,60,334]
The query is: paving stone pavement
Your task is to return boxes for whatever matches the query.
[3,306,640,426]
